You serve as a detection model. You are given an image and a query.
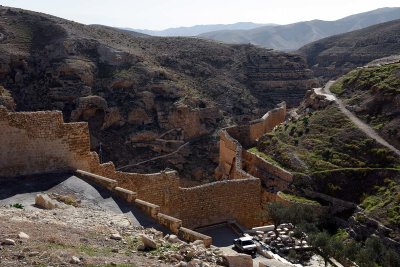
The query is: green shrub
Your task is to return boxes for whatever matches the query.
[10,203,24,209]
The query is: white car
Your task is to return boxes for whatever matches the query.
[233,236,257,255]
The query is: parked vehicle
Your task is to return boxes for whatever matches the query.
[233,236,257,255]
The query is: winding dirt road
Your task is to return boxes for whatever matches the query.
[315,81,400,157]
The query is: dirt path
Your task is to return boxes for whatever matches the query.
[117,141,190,171]
[315,81,400,157]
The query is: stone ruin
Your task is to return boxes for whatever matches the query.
[0,102,294,246]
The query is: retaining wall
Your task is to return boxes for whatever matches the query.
[179,178,263,229]
[0,107,264,238]
[242,151,293,193]
[215,102,292,192]
[75,170,212,246]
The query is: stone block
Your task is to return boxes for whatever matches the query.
[113,187,137,203]
[134,198,160,219]
[178,227,212,248]
[223,253,253,267]
[75,169,118,190]
[157,213,182,234]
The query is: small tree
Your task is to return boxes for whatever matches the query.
[356,248,375,267]
[265,201,289,231]
[288,249,297,262]
[383,249,400,267]
[309,232,333,267]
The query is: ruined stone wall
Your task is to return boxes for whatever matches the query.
[0,107,181,215]
[108,171,181,217]
[179,178,263,229]
[0,107,263,230]
[216,102,287,180]
[249,103,287,143]
[242,151,293,192]
[0,108,92,176]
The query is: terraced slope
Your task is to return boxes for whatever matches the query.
[298,19,400,78]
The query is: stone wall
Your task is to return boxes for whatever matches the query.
[216,102,289,183]
[98,170,181,217]
[226,102,287,148]
[179,178,262,229]
[242,151,293,193]
[75,170,213,246]
[0,107,264,230]
[0,108,92,176]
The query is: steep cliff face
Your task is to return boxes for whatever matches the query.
[297,19,400,79]
[0,7,316,181]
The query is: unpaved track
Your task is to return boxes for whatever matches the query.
[315,81,400,157]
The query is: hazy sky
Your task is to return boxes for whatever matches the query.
[1,0,399,30]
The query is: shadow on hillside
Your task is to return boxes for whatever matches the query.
[82,178,171,233]
[0,172,170,234]
[0,172,72,200]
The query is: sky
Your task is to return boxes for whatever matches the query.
[0,0,399,30]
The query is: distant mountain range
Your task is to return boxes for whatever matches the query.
[297,19,400,78]
[126,22,272,37]
[198,7,400,51]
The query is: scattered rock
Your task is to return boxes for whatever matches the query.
[28,252,40,257]
[191,240,205,246]
[187,259,204,267]
[70,256,81,264]
[18,232,30,240]
[110,233,122,241]
[112,248,119,253]
[141,234,158,249]
[176,261,187,267]
[168,234,180,243]
[3,239,16,246]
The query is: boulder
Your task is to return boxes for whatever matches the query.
[102,107,123,129]
[187,259,205,267]
[140,234,157,249]
[223,253,253,267]
[168,234,180,243]
[128,108,153,125]
[70,256,81,264]
[3,239,16,246]
[18,232,30,240]
[191,240,205,247]
[110,233,122,241]
[35,194,59,210]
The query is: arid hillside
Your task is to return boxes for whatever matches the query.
[297,19,400,79]
[330,62,400,150]
[250,62,400,245]
[0,6,316,182]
